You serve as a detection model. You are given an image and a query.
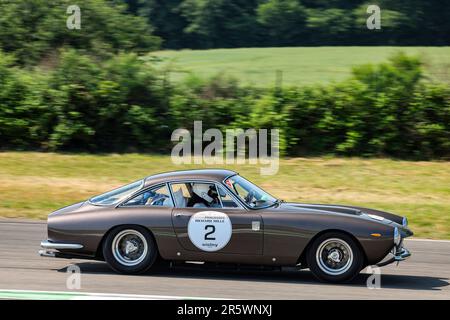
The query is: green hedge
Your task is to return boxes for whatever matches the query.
[0,49,449,159]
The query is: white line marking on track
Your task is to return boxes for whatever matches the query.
[0,289,226,300]
[407,238,450,243]
[0,220,46,225]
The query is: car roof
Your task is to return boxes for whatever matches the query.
[143,169,237,187]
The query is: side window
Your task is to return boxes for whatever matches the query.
[170,182,222,208]
[170,183,190,208]
[122,185,173,207]
[218,186,239,208]
[90,180,143,205]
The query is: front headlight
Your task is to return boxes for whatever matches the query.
[394,227,401,246]
[402,216,408,227]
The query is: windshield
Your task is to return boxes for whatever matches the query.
[89,180,143,205]
[224,175,277,209]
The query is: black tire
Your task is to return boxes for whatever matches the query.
[103,226,157,274]
[306,232,364,283]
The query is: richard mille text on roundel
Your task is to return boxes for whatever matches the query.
[39,169,412,282]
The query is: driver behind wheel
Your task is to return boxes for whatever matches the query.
[189,183,220,208]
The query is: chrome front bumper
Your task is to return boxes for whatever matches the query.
[39,240,83,258]
[376,245,411,267]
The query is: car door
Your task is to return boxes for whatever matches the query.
[170,182,263,255]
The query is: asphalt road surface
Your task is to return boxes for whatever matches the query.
[0,219,449,299]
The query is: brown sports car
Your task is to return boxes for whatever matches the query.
[39,169,412,282]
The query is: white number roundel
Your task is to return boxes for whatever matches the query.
[187,211,232,252]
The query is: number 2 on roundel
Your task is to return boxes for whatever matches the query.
[204,225,216,240]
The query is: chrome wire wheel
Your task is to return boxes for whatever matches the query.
[112,229,148,267]
[315,238,354,276]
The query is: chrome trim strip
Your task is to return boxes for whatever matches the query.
[40,240,83,250]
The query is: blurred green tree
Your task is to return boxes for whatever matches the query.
[257,0,308,46]
[0,0,161,66]
[180,0,261,48]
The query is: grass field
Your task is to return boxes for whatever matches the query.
[0,152,449,239]
[152,46,450,86]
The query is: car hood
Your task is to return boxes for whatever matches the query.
[280,202,404,225]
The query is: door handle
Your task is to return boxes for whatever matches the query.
[175,213,189,217]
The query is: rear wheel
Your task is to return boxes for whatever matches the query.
[103,226,157,274]
[306,232,364,283]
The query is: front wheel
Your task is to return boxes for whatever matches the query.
[103,226,157,274]
[306,232,364,283]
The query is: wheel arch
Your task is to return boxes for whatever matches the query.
[297,229,368,267]
[95,224,160,260]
